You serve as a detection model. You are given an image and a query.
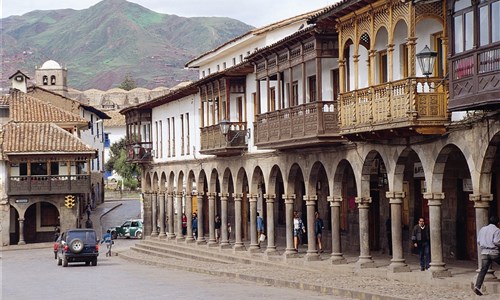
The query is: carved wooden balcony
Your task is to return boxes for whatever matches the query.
[254,101,343,150]
[338,78,448,139]
[449,43,500,111]
[199,122,248,156]
[126,142,154,163]
[8,175,91,195]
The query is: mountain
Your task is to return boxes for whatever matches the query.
[1,0,254,91]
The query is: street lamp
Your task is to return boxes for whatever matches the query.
[219,119,230,137]
[416,45,437,77]
[132,143,141,157]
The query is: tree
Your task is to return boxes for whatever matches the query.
[118,74,137,91]
[105,137,141,190]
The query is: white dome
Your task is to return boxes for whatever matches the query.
[40,60,62,69]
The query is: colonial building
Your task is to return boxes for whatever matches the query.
[122,0,499,280]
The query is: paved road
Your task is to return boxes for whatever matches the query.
[0,247,346,300]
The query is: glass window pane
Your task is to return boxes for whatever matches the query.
[465,11,474,51]
[493,2,500,43]
[455,0,472,11]
[480,6,489,46]
[454,16,464,53]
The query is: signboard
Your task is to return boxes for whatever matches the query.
[15,199,28,203]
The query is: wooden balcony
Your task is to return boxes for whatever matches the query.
[338,78,448,139]
[254,101,343,150]
[126,142,153,163]
[199,122,248,156]
[8,175,91,195]
[449,43,500,111]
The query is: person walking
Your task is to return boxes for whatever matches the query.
[472,216,500,296]
[257,212,265,245]
[181,213,188,236]
[314,211,324,253]
[293,211,305,251]
[215,214,222,243]
[192,213,198,240]
[412,217,430,271]
[101,229,113,257]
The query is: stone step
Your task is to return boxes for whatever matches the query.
[131,242,233,264]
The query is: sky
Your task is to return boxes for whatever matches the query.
[1,0,340,27]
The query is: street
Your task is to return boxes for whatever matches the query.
[0,200,346,300]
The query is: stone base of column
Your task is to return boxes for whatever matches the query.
[151,233,159,238]
[265,247,279,257]
[17,241,26,245]
[176,237,185,243]
[428,264,452,278]
[330,254,347,265]
[167,233,176,240]
[196,239,206,245]
[158,233,167,239]
[283,249,299,259]
[355,256,376,269]
[207,241,218,247]
[305,252,321,261]
[388,259,410,273]
[185,237,195,243]
[233,244,246,252]
[248,245,261,253]
[219,242,231,250]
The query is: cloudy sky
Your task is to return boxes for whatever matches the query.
[1,0,340,27]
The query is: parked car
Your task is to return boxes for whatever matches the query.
[57,229,99,267]
[109,219,143,239]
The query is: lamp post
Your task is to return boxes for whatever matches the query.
[132,143,141,159]
[219,119,230,137]
[416,45,437,77]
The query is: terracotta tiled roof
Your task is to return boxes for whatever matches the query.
[9,90,87,125]
[2,122,96,154]
[0,95,10,106]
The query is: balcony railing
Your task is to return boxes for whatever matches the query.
[338,77,448,136]
[254,101,342,149]
[8,175,91,195]
[449,43,500,111]
[200,122,248,156]
[126,142,153,163]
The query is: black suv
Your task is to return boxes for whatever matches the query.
[57,229,99,267]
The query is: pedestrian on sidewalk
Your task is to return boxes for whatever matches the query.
[101,229,113,257]
[182,213,188,236]
[293,211,305,251]
[86,203,92,219]
[192,213,198,240]
[215,214,222,243]
[257,212,265,246]
[472,216,500,296]
[412,217,430,271]
[315,211,324,253]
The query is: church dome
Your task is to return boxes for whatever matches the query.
[40,60,62,69]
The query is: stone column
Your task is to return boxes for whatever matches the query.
[233,193,245,251]
[185,193,194,243]
[264,194,277,256]
[328,196,346,264]
[207,192,217,247]
[17,218,26,245]
[248,194,260,252]
[167,192,175,239]
[176,192,184,241]
[386,191,410,272]
[283,195,297,257]
[196,192,206,244]
[151,192,158,237]
[355,197,375,268]
[471,194,497,281]
[219,193,231,249]
[158,192,166,238]
[304,195,320,261]
[424,192,451,277]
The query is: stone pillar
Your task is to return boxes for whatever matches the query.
[219,193,230,249]
[151,192,158,237]
[283,195,297,257]
[304,195,320,261]
[185,193,194,243]
[17,218,26,245]
[265,194,277,256]
[233,193,245,251]
[471,194,497,281]
[248,194,260,252]
[196,192,206,244]
[176,192,184,241]
[328,196,346,264]
[386,191,410,272]
[158,192,166,238]
[167,192,175,239]
[355,197,375,268]
[424,192,451,277]
[207,192,217,247]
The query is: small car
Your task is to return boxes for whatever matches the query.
[109,219,143,239]
[57,229,99,267]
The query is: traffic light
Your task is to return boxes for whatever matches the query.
[64,195,76,208]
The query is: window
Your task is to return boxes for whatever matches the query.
[167,118,171,157]
[433,33,445,77]
[50,75,56,85]
[237,97,243,122]
[185,113,190,155]
[291,81,299,106]
[223,62,226,69]
[453,0,474,54]
[239,54,243,62]
[155,121,158,158]
[104,133,110,148]
[308,76,317,102]
[171,117,175,157]
[180,114,185,156]
[43,76,48,85]
[252,92,260,116]
[217,65,220,71]
[479,0,500,45]
[400,44,409,78]
[232,57,236,65]
[378,51,388,83]
[269,87,276,111]
[159,120,162,158]
[332,69,340,101]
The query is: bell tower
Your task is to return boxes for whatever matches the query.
[35,60,68,96]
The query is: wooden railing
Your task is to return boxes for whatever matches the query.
[8,175,91,195]
[338,77,447,134]
[200,122,248,155]
[254,101,340,148]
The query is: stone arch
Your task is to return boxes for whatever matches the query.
[269,165,285,228]
[152,172,159,192]
[478,131,500,194]
[187,170,196,194]
[392,19,409,81]
[250,166,265,195]
[177,170,185,194]
[168,171,175,193]
[221,167,233,193]
[235,167,249,194]
[144,172,152,192]
[287,163,306,217]
[160,172,167,192]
